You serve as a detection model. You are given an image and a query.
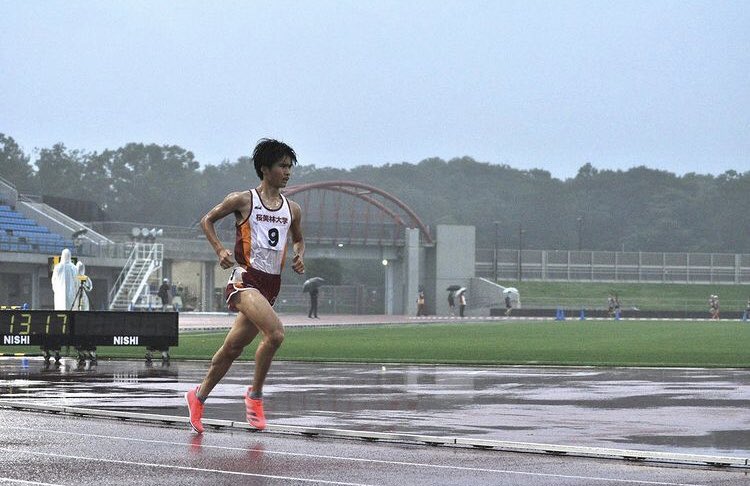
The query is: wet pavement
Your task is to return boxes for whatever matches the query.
[5,409,750,486]
[0,357,748,458]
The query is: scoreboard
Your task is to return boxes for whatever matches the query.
[0,311,69,346]
[0,310,178,349]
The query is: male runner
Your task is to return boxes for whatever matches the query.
[185,139,305,433]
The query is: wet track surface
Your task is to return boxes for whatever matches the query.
[0,358,748,457]
[2,357,750,484]
[3,409,749,485]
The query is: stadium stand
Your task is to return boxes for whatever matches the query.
[0,199,75,254]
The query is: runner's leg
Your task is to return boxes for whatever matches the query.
[197,310,259,398]
[233,289,284,396]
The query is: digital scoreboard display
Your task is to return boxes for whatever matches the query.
[0,310,178,348]
[0,311,70,345]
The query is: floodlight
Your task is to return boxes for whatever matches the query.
[131,227,141,237]
[382,259,388,266]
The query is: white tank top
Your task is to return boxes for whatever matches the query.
[236,188,292,275]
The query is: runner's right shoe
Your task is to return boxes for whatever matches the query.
[185,386,205,434]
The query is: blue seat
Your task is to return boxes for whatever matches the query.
[0,206,76,254]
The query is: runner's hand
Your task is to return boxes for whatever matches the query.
[218,248,235,269]
[292,254,305,274]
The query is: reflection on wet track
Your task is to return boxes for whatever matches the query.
[1,357,748,457]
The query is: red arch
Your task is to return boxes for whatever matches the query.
[284,180,433,244]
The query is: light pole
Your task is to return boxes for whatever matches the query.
[517,223,525,282]
[576,216,583,251]
[493,221,500,283]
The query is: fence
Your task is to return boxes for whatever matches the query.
[210,284,385,315]
[477,249,750,284]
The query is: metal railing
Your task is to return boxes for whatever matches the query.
[108,243,164,309]
[477,249,750,284]
[0,175,18,206]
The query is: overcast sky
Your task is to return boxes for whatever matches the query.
[1,1,748,179]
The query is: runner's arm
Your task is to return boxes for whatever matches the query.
[200,192,249,269]
[289,200,305,274]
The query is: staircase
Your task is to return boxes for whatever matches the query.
[109,243,164,310]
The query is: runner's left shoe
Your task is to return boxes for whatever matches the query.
[185,386,205,434]
[244,387,267,430]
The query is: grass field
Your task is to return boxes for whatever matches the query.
[513,281,750,312]
[4,320,749,367]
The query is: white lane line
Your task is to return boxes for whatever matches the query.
[0,425,707,486]
[0,479,66,486]
[0,447,372,486]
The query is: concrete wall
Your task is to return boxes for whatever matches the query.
[171,261,203,310]
[401,228,420,316]
[432,225,476,315]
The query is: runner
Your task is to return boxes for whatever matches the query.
[185,138,305,433]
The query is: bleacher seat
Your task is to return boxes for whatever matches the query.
[0,202,75,256]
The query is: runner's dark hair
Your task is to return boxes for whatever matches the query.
[252,139,297,179]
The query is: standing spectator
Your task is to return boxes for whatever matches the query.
[172,283,183,312]
[447,292,455,315]
[416,289,426,316]
[158,278,172,312]
[745,297,750,316]
[71,261,93,311]
[51,248,78,310]
[613,294,621,317]
[713,294,720,320]
[708,294,720,320]
[607,295,615,317]
[308,286,319,319]
[458,292,467,317]
[505,294,513,316]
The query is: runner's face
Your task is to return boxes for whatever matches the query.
[263,156,293,187]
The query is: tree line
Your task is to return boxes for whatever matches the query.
[1,133,748,253]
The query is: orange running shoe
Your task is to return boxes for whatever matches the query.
[244,387,266,430]
[185,386,205,434]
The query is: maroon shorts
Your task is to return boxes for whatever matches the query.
[225,266,281,311]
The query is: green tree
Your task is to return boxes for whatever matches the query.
[9,134,748,254]
[35,143,87,198]
[93,143,202,225]
[0,133,35,192]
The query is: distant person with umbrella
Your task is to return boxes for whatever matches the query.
[503,287,519,316]
[446,285,461,315]
[304,277,324,318]
[456,287,467,317]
